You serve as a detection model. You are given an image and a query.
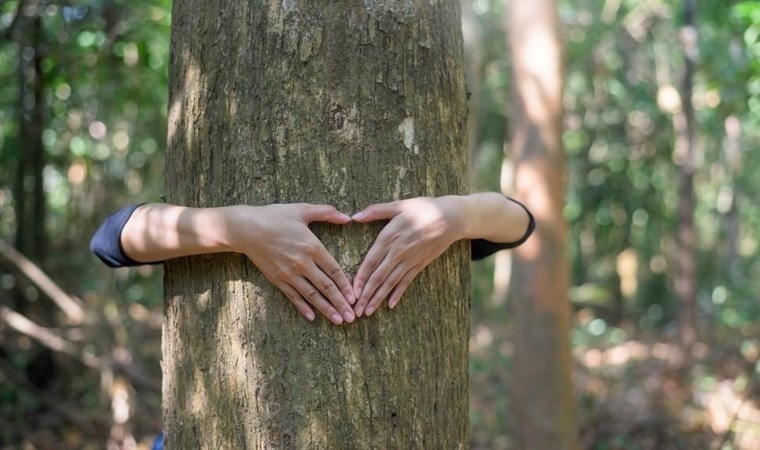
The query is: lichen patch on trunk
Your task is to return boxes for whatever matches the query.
[397,116,418,154]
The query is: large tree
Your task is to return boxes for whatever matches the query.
[506,0,579,448]
[163,1,471,448]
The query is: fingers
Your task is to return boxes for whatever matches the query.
[307,261,356,323]
[313,248,356,306]
[293,245,355,323]
[293,240,354,324]
[275,267,355,325]
[363,263,411,316]
[387,266,420,309]
[355,253,396,316]
[352,242,390,315]
[277,283,316,321]
[259,240,355,324]
[301,204,352,225]
[351,201,401,223]
[290,277,347,325]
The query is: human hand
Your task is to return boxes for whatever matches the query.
[351,196,469,316]
[222,204,356,325]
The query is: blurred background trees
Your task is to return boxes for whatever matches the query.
[0,0,758,449]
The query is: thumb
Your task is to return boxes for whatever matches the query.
[351,201,401,223]
[301,204,352,224]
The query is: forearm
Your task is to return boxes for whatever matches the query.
[120,203,232,263]
[460,192,531,244]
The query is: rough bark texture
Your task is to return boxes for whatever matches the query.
[506,0,579,449]
[163,1,470,448]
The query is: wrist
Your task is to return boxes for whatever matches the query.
[451,195,476,240]
[203,206,239,253]
[444,195,476,241]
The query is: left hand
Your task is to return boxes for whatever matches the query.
[351,196,468,316]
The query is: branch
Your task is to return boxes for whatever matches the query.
[1,305,98,366]
[0,238,86,324]
[0,306,159,392]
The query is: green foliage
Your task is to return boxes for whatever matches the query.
[467,0,759,447]
[555,0,760,328]
[0,1,170,444]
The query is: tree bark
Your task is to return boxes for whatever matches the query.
[506,0,579,448]
[164,1,470,448]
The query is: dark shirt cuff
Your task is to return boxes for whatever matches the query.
[90,204,146,268]
[470,197,535,261]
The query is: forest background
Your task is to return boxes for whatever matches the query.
[0,0,758,449]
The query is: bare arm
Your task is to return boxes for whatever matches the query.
[457,192,531,244]
[120,203,230,263]
[117,203,357,325]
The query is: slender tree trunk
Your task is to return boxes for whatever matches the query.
[164,1,471,448]
[14,8,46,266]
[461,1,483,183]
[674,0,698,354]
[506,0,579,448]
[13,4,46,318]
[722,116,742,286]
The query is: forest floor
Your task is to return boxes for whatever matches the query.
[469,314,760,450]
[1,307,758,450]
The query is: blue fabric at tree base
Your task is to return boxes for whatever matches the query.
[152,431,164,450]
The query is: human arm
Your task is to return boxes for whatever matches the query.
[350,193,534,316]
[91,203,357,324]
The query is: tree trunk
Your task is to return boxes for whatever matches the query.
[722,115,742,286]
[14,8,46,268]
[506,0,579,448]
[164,1,470,448]
[674,0,698,355]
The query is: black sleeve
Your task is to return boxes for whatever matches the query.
[470,197,536,261]
[90,204,149,268]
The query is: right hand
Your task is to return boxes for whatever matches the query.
[222,204,355,325]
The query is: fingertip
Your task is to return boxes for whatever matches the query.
[306,310,315,321]
[306,204,349,223]
[323,211,352,225]
[335,212,352,223]
[351,210,369,222]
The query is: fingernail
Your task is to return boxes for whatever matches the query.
[366,306,375,316]
[346,293,355,305]
[352,211,366,220]
[331,313,343,324]
[389,300,397,309]
[306,311,315,321]
[355,306,364,317]
[339,213,352,222]
[343,310,355,323]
